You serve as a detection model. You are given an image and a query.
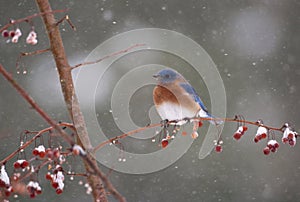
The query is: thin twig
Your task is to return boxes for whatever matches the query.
[0,9,68,33]
[56,15,76,31]
[71,43,146,69]
[93,123,161,152]
[16,48,51,71]
[65,172,88,177]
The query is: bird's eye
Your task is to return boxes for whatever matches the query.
[165,74,170,78]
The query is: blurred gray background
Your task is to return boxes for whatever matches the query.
[0,0,299,201]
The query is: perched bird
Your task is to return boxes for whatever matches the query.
[153,68,218,125]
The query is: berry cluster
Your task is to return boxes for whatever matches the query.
[254,126,268,143]
[231,121,298,155]
[45,165,65,194]
[282,123,297,146]
[27,181,42,198]
[32,145,46,158]
[159,120,203,148]
[263,140,280,155]
[0,165,13,197]
[233,126,248,140]
[1,20,38,45]
[13,159,30,169]
[2,28,22,43]
[159,125,180,149]
[0,133,88,199]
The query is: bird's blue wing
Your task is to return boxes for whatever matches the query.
[180,83,208,113]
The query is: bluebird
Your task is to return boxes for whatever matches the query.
[153,68,219,125]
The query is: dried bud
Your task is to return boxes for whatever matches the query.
[26,30,38,45]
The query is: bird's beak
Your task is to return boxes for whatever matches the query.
[153,74,159,79]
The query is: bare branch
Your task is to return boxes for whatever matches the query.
[71,43,146,69]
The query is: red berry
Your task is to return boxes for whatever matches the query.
[45,173,52,180]
[181,131,187,136]
[242,126,248,131]
[56,188,63,194]
[274,142,280,148]
[161,139,168,148]
[198,121,203,127]
[39,151,46,158]
[270,148,276,153]
[282,137,288,143]
[30,193,36,198]
[288,133,294,139]
[36,189,42,195]
[233,132,242,140]
[0,180,6,188]
[13,162,21,169]
[263,147,270,155]
[215,145,222,153]
[261,133,267,139]
[21,160,29,168]
[53,149,60,158]
[289,140,295,146]
[27,186,32,192]
[5,187,13,196]
[32,149,39,156]
[2,30,9,37]
[4,190,12,197]
[254,137,259,143]
[9,31,15,37]
[52,182,59,189]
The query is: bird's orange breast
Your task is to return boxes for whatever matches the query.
[153,85,179,106]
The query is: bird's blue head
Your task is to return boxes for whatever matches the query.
[153,69,181,84]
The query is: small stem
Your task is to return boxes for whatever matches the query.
[56,15,76,31]
[16,48,51,71]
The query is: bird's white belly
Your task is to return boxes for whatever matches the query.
[156,102,197,123]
